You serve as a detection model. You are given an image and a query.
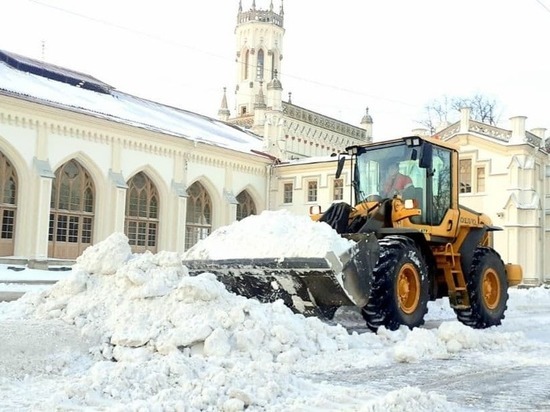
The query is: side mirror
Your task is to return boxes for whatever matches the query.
[419,142,433,170]
[335,155,346,179]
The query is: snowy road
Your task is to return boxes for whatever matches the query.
[313,303,550,412]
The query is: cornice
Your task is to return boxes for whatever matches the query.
[0,95,266,171]
[282,102,364,140]
[186,149,266,176]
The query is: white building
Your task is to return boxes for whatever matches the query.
[0,1,370,264]
[1,1,548,287]
[437,108,550,285]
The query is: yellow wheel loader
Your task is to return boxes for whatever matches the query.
[184,135,523,331]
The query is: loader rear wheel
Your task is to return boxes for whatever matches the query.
[455,247,508,329]
[361,236,429,332]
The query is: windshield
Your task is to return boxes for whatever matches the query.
[354,141,423,201]
[353,140,453,226]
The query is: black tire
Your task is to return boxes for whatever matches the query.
[454,247,508,329]
[317,306,339,319]
[361,236,429,332]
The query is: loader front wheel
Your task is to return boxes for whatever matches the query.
[455,247,508,329]
[361,236,429,332]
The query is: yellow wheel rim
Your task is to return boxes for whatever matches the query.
[397,263,421,314]
[482,268,500,310]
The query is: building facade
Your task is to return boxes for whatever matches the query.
[436,108,550,285]
[0,67,270,261]
[0,1,371,263]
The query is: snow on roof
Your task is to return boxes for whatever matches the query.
[0,58,264,155]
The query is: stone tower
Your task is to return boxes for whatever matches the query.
[219,0,372,160]
[234,0,285,121]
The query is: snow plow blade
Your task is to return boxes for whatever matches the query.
[183,233,379,318]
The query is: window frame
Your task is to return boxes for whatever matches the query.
[332,177,344,201]
[283,182,293,204]
[307,180,318,203]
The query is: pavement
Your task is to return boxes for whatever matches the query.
[0,263,72,302]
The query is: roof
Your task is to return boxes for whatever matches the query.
[0,50,265,155]
[0,50,113,94]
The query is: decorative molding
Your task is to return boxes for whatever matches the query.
[282,102,364,141]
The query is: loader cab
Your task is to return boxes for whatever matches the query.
[348,136,455,227]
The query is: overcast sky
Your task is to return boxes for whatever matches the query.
[2,0,549,139]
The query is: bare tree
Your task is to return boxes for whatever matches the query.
[418,94,500,134]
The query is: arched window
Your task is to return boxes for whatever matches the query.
[271,54,276,80]
[185,182,212,249]
[125,172,159,253]
[257,49,264,80]
[49,160,94,259]
[244,50,250,80]
[0,151,17,256]
[236,190,256,221]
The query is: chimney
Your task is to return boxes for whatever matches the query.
[509,116,527,144]
[530,128,546,139]
[411,128,430,137]
[459,107,471,133]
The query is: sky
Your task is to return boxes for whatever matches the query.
[1,0,549,139]
[1,210,550,410]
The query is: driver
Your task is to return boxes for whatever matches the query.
[382,162,412,197]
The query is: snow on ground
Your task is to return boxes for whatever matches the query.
[0,210,548,411]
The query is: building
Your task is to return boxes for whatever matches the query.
[0,1,370,264]
[437,108,550,285]
[1,1,547,286]
[272,108,550,286]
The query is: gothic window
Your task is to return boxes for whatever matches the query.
[0,151,17,256]
[125,172,159,253]
[185,182,212,249]
[244,50,250,80]
[236,190,256,221]
[257,49,264,80]
[49,160,94,259]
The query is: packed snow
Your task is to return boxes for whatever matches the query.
[182,210,355,259]
[0,210,549,411]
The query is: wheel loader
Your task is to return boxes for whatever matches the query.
[183,135,523,331]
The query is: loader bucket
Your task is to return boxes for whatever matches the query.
[183,233,379,318]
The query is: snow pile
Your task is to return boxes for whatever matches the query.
[182,209,355,259]
[2,211,541,410]
[20,233,364,410]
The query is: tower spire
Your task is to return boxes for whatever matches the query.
[238,0,242,12]
[254,81,266,109]
[218,87,231,121]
